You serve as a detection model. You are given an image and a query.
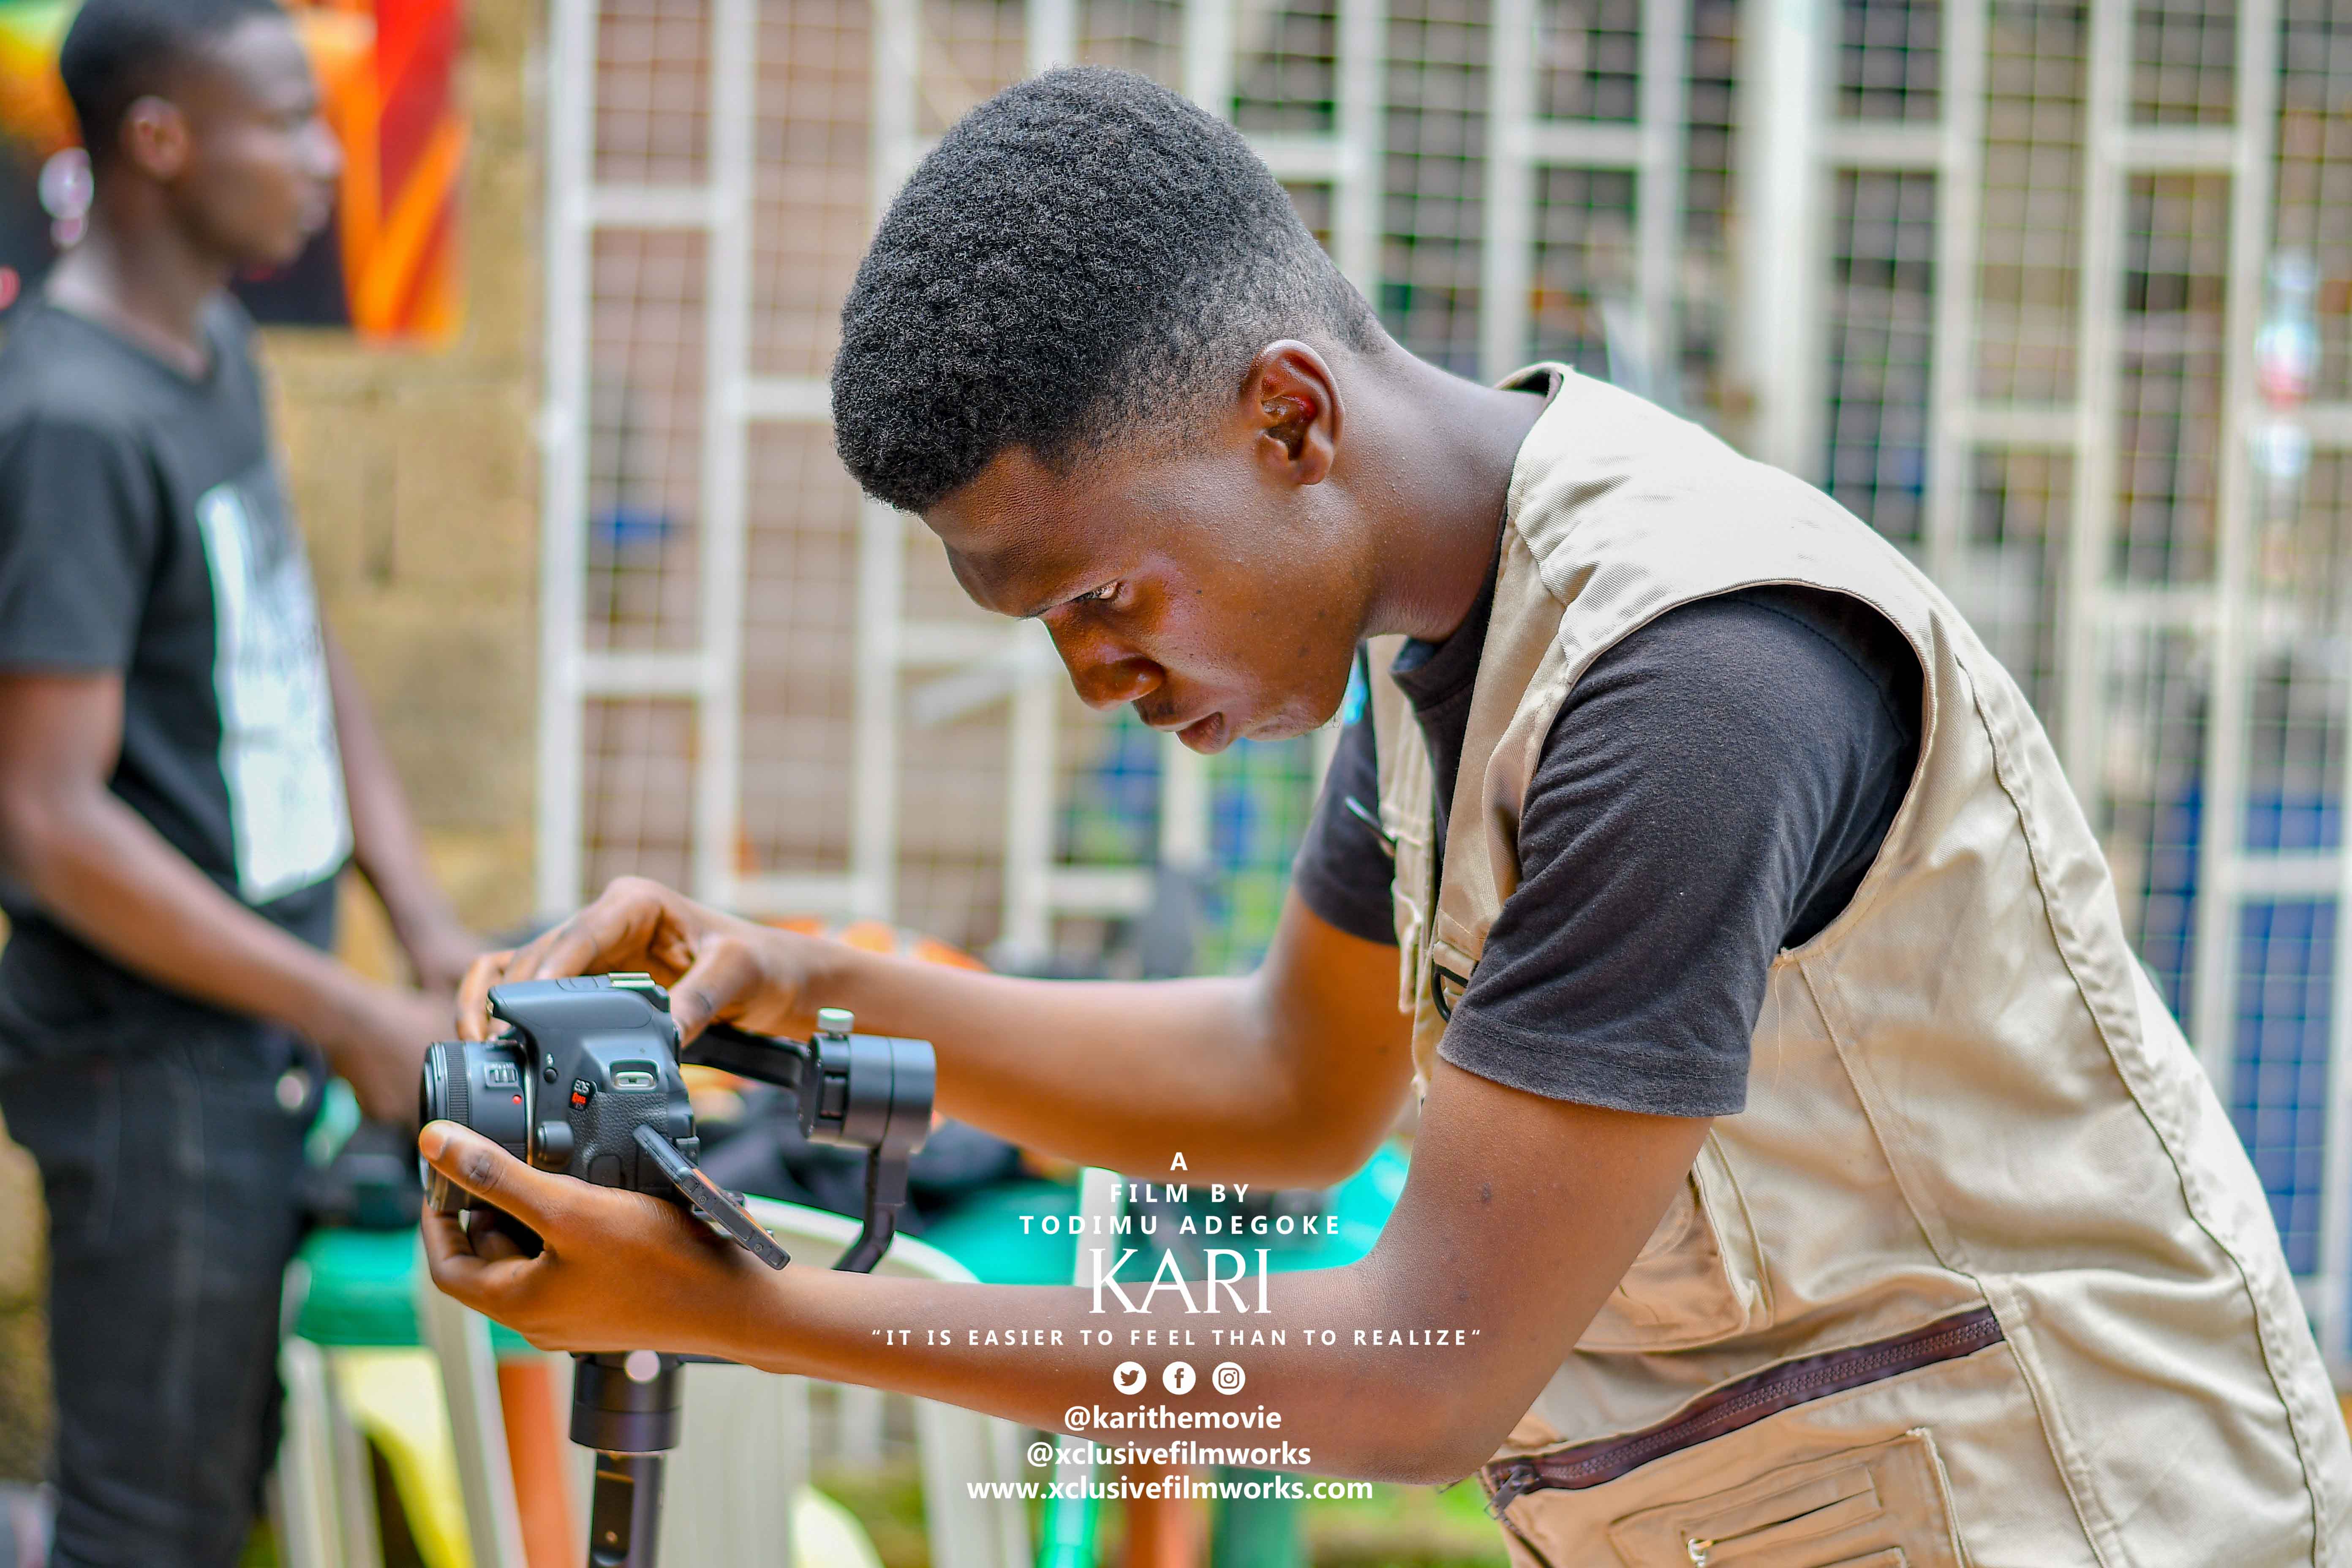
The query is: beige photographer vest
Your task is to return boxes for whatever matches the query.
[1372,366,2352,1566]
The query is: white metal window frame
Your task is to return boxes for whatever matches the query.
[537,0,1693,968]
[536,0,1397,963]
[536,0,2350,1370]
[1737,0,2352,1370]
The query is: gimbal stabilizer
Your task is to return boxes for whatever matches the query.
[419,975,936,1567]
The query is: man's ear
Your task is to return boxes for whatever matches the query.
[1241,341,1342,487]
[119,96,192,181]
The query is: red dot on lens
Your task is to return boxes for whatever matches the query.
[512,1095,523,1104]
[0,270,18,310]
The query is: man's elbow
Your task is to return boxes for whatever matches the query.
[0,782,101,893]
[1352,1383,1520,1488]
[1407,1421,1514,1489]
[1262,1069,1398,1187]
[1244,1114,1384,1190]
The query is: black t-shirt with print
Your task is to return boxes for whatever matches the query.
[0,298,348,1064]
[1290,543,1924,1119]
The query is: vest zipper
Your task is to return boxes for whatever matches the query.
[1480,1306,2003,1505]
[1485,1459,1538,1519]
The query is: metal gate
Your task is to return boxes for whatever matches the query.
[1735,0,2352,1369]
[535,0,2352,1367]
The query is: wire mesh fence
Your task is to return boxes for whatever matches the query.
[549,0,2352,1349]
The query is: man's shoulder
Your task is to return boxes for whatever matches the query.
[0,308,158,443]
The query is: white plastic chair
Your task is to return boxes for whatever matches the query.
[275,1331,387,1568]
[419,1195,1032,1568]
[416,1250,531,1568]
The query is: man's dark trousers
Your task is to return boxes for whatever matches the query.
[1,1023,315,1568]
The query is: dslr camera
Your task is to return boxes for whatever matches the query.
[419,973,938,1566]
[420,972,936,1270]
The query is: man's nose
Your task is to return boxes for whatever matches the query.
[308,120,344,184]
[1062,642,1163,712]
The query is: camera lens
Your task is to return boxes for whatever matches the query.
[419,1039,533,1211]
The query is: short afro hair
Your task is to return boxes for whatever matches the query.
[831,67,1380,514]
[60,0,287,164]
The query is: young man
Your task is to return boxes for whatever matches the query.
[422,68,2352,1564]
[0,2,474,1562]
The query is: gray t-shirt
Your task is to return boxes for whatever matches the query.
[1291,553,1922,1117]
[0,298,349,1064]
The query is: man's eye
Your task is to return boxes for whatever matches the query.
[1076,582,1121,607]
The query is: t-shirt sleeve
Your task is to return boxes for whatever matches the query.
[1290,698,1401,945]
[0,414,161,672]
[1437,593,1918,1118]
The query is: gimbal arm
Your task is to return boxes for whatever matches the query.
[677,1021,811,1093]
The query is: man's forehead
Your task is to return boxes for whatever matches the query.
[193,13,315,105]
[928,448,1100,604]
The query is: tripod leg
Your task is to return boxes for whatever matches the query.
[586,1451,664,1568]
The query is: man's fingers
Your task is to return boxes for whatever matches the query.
[457,951,515,1041]
[666,935,764,1040]
[469,1218,535,1264]
[521,878,673,984]
[420,1206,539,1308]
[419,1121,573,1235]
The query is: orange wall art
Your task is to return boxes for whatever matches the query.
[0,0,467,343]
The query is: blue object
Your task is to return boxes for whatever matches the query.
[2139,784,2339,1278]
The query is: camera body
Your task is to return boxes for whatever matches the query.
[419,972,935,1275]
[419,971,938,1564]
[419,972,695,1213]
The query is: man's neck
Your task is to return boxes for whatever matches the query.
[1347,345,1549,645]
[44,196,231,379]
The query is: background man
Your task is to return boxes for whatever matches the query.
[423,68,2350,1565]
[0,2,471,1561]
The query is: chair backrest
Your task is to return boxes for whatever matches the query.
[413,1239,530,1568]
[742,1198,1033,1568]
[418,1198,1034,1568]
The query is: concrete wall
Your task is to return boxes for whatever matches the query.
[273,0,542,966]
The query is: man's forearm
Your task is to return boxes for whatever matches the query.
[723,1256,1505,1485]
[5,785,357,1038]
[421,1048,1699,1493]
[326,638,463,953]
[803,945,1358,1186]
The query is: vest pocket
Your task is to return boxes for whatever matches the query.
[1578,1133,1770,1351]
[1604,1430,1964,1568]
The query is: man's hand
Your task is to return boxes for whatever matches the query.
[0,670,452,1110]
[418,1120,776,1355]
[399,916,482,1003]
[458,876,826,1043]
[313,981,449,1124]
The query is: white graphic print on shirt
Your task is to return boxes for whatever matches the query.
[193,463,351,903]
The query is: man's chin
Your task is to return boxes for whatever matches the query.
[1167,695,1327,754]
[1225,708,1323,749]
